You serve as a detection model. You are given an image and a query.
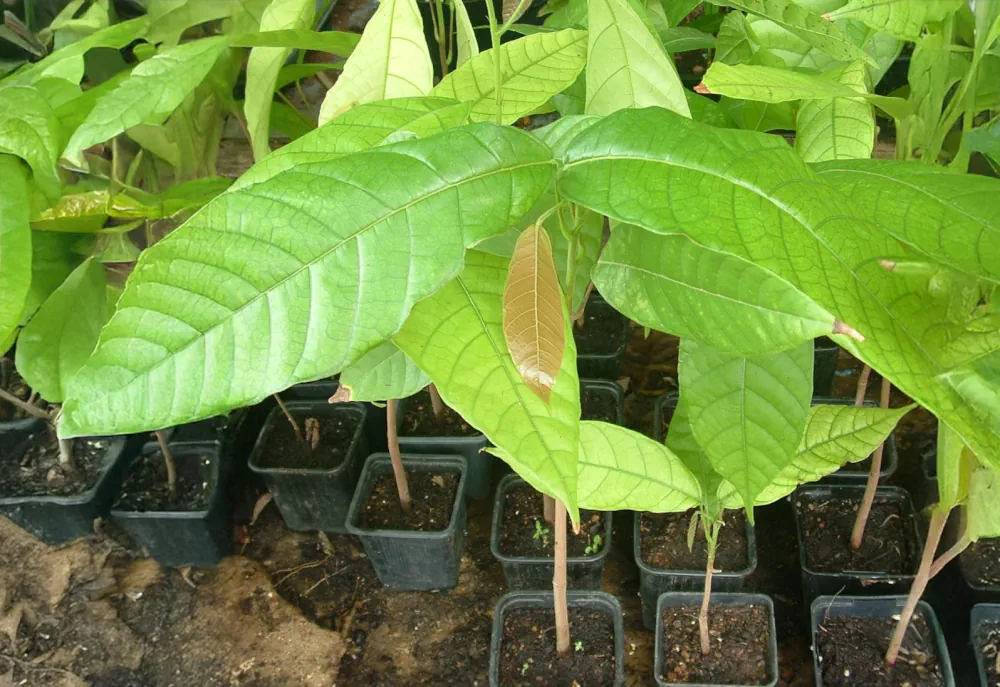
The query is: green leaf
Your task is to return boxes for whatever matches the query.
[0,156,31,344]
[585,0,690,117]
[245,0,315,162]
[660,26,717,53]
[111,178,234,221]
[901,33,961,155]
[716,11,756,65]
[975,0,1000,61]
[64,37,230,166]
[686,91,731,127]
[15,258,107,403]
[395,250,582,522]
[59,124,553,438]
[317,0,433,125]
[339,341,429,401]
[720,97,796,132]
[663,0,702,26]
[432,29,588,124]
[814,159,1000,284]
[0,86,63,202]
[234,97,471,189]
[228,29,360,53]
[968,465,1000,541]
[451,0,480,67]
[556,106,1000,477]
[594,226,838,356]
[21,233,82,323]
[967,116,1000,168]
[146,0,237,45]
[827,0,965,41]
[275,63,343,91]
[796,60,875,162]
[576,420,701,512]
[664,394,722,513]
[936,422,973,512]
[680,338,813,512]
[721,403,913,507]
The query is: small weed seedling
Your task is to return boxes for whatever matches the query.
[584,533,601,556]
[533,519,550,547]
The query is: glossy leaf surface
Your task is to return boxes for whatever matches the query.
[0,86,63,202]
[0,156,31,345]
[338,341,429,401]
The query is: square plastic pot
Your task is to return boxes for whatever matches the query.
[794,485,921,604]
[346,453,468,591]
[653,392,679,442]
[961,548,1000,606]
[491,474,612,591]
[813,337,840,398]
[248,400,368,533]
[488,590,625,687]
[581,378,625,424]
[971,603,1000,686]
[634,511,758,630]
[282,378,388,455]
[811,397,899,484]
[0,420,131,544]
[655,592,778,687]
[811,595,955,687]
[111,441,231,567]
[397,393,491,500]
[575,297,630,380]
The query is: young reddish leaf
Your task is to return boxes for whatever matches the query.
[502,223,566,404]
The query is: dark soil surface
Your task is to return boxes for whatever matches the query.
[575,300,626,357]
[357,471,458,532]
[499,606,617,686]
[640,508,749,572]
[400,388,480,438]
[581,383,619,422]
[0,363,33,422]
[659,602,772,685]
[975,620,1000,687]
[816,612,946,686]
[113,451,213,512]
[795,495,918,575]
[498,484,606,558]
[256,413,360,470]
[0,430,112,498]
[963,539,1000,587]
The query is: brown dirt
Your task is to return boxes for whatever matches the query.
[640,509,749,572]
[498,607,617,686]
[974,620,1000,687]
[0,431,113,498]
[497,485,606,558]
[795,494,918,575]
[113,450,214,513]
[400,388,480,438]
[816,612,946,686]
[963,539,1000,588]
[256,413,360,470]
[581,383,619,422]
[659,603,772,685]
[357,471,458,532]
[575,299,626,357]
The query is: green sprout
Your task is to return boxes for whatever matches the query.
[533,519,550,546]
[584,533,602,555]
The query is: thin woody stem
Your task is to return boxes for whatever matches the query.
[554,499,570,657]
[854,364,873,406]
[543,494,555,524]
[0,387,50,419]
[386,399,413,513]
[851,375,891,549]
[700,521,719,655]
[428,384,446,424]
[155,430,177,497]
[273,393,305,445]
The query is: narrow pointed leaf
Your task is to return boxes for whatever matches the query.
[827,0,965,40]
[431,29,588,124]
[593,226,837,356]
[395,251,582,521]
[796,60,875,162]
[703,61,861,102]
[452,0,479,67]
[576,420,701,512]
[245,0,315,162]
[229,29,360,54]
[814,160,1000,285]
[665,395,723,512]
[0,86,63,202]
[59,125,554,438]
[0,155,31,345]
[503,224,566,403]
[16,258,107,403]
[317,0,432,125]
[339,341,429,401]
[585,0,690,117]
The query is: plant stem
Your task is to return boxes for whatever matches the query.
[58,438,74,468]
[543,494,555,524]
[886,508,948,665]
[553,498,570,657]
[386,399,413,513]
[485,0,503,125]
[930,530,970,579]
[850,375,891,550]
[854,364,872,405]
[155,430,177,497]
[432,0,450,76]
[0,387,50,419]
[273,393,305,444]
[700,521,719,656]
[428,383,446,424]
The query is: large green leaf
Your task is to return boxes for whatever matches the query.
[395,250,582,520]
[146,0,237,45]
[63,37,230,166]
[556,106,1000,473]
[827,0,965,40]
[432,30,588,124]
[0,86,63,202]
[665,394,723,516]
[245,0,315,162]
[716,11,756,65]
[796,60,875,162]
[59,125,554,438]
[679,338,813,512]
[593,225,838,356]
[338,341,429,401]
[234,97,471,188]
[576,420,701,512]
[585,0,689,117]
[21,233,82,323]
[814,159,1000,284]
[16,258,107,403]
[0,156,31,345]
[317,0,432,125]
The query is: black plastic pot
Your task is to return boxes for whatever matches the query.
[282,378,389,455]
[580,378,625,424]
[811,595,955,687]
[491,474,612,591]
[488,590,625,687]
[961,545,1000,606]
[655,592,778,687]
[812,397,899,484]
[248,400,367,533]
[111,441,231,567]
[653,392,678,442]
[634,511,758,630]
[813,337,840,397]
[794,485,921,604]
[346,453,468,591]
[397,392,491,501]
[0,420,131,544]
[971,603,1000,686]
[575,296,630,380]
